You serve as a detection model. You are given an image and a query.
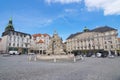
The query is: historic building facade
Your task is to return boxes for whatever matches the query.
[46,31,65,55]
[0,18,120,56]
[0,38,2,53]
[66,26,118,54]
[30,33,51,54]
[0,18,31,53]
[117,38,120,52]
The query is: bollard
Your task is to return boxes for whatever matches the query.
[74,57,76,62]
[80,56,84,60]
[54,58,57,62]
[28,55,32,61]
[34,56,37,61]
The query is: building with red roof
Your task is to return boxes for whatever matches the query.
[30,33,51,54]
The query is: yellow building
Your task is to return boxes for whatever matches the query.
[66,26,118,56]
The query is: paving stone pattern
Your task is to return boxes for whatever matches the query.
[0,55,120,80]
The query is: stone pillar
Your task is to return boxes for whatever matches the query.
[28,55,32,61]
[54,57,56,62]
[34,55,37,61]
[74,56,76,62]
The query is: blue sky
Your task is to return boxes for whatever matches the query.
[0,0,120,40]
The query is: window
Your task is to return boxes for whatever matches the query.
[107,36,111,40]
[21,44,23,47]
[17,44,19,47]
[111,45,113,48]
[108,41,112,44]
[110,41,112,44]
[13,43,15,47]
[14,36,16,41]
[105,46,107,49]
[17,37,19,41]
[20,34,22,37]
[105,41,107,44]
[25,44,27,47]
[16,33,18,36]
[40,47,42,49]
[9,43,11,46]
[13,32,14,35]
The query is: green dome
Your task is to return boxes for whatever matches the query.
[5,18,14,32]
[83,26,89,32]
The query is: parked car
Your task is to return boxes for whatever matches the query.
[108,55,115,58]
[96,52,102,57]
[96,51,109,58]
[86,53,93,57]
[9,51,20,55]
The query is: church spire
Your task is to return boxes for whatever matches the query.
[5,17,15,32]
[54,30,57,34]
[9,17,12,24]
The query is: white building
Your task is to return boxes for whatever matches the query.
[66,26,118,55]
[30,33,51,54]
[0,18,31,54]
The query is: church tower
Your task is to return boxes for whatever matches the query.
[5,18,15,32]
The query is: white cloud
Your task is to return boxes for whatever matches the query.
[85,0,120,15]
[45,0,81,4]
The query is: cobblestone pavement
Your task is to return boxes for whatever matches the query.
[0,55,120,80]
